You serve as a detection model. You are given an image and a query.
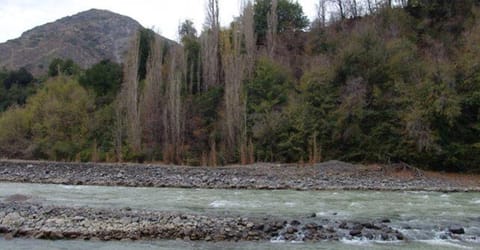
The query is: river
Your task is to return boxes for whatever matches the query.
[0,182,479,249]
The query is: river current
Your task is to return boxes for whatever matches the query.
[0,182,479,249]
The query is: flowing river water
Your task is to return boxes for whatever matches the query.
[0,182,479,249]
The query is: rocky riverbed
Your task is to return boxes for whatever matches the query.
[0,201,405,242]
[0,160,478,191]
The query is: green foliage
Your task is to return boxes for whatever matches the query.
[89,104,116,155]
[180,20,201,93]
[246,58,293,161]
[254,0,309,44]
[246,57,291,114]
[3,68,34,89]
[179,20,197,39]
[79,60,123,104]
[0,68,36,111]
[184,86,224,163]
[0,106,32,158]
[48,58,80,77]
[27,77,94,160]
[138,28,156,81]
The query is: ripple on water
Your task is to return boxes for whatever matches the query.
[209,200,260,209]
[418,240,473,249]
[349,202,363,208]
[284,202,296,207]
[209,200,230,208]
[60,185,86,190]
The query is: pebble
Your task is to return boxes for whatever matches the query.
[449,227,465,234]
[0,160,474,192]
[0,202,404,243]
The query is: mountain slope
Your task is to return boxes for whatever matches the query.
[0,9,143,76]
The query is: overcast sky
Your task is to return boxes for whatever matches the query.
[0,0,318,43]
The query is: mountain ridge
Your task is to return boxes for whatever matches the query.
[0,9,146,76]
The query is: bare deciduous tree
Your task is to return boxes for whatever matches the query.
[241,0,256,76]
[163,46,185,164]
[316,0,328,27]
[333,0,346,20]
[222,22,246,161]
[201,0,222,90]
[266,0,278,58]
[114,97,126,162]
[345,0,359,17]
[117,33,142,156]
[140,38,164,153]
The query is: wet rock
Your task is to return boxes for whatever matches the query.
[0,225,9,233]
[34,231,46,239]
[290,220,301,226]
[339,222,348,229]
[449,227,465,234]
[304,222,319,230]
[286,227,297,234]
[362,222,374,229]
[263,225,272,233]
[364,232,374,240]
[349,229,362,237]
[63,231,81,239]
[352,223,363,231]
[396,232,404,240]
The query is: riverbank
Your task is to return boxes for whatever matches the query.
[0,160,479,192]
[0,161,480,192]
[0,202,404,242]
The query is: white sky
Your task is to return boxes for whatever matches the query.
[0,0,318,43]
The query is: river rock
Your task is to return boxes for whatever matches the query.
[0,160,477,192]
[2,212,24,227]
[73,216,85,222]
[449,227,465,234]
[349,229,362,237]
[380,218,391,223]
[0,225,9,233]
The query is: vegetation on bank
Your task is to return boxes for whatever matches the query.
[0,0,479,172]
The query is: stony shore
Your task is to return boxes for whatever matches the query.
[0,160,478,192]
[0,160,478,243]
[0,202,404,242]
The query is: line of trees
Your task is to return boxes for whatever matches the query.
[0,0,479,172]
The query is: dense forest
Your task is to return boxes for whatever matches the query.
[1,0,479,172]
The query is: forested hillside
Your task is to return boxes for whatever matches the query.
[1,0,479,172]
